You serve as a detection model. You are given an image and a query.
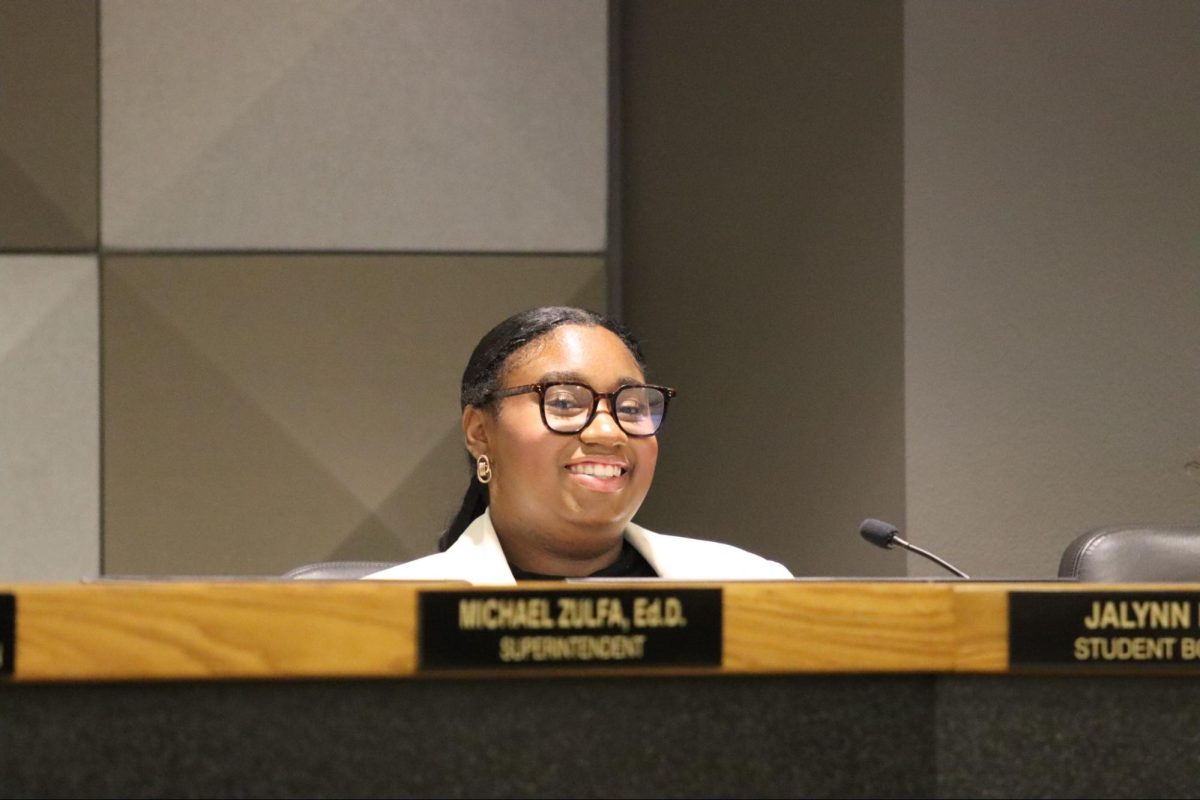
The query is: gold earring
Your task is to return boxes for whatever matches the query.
[476,454,492,484]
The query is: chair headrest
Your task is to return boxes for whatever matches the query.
[281,561,399,580]
[1059,526,1200,582]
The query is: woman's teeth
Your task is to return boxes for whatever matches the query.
[567,463,626,478]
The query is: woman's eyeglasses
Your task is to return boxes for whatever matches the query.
[487,382,676,437]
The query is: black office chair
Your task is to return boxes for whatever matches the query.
[1058,525,1200,582]
[281,561,399,580]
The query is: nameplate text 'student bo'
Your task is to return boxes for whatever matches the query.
[1010,592,1200,669]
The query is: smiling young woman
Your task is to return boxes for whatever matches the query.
[365,307,792,584]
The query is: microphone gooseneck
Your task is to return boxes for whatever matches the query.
[858,518,970,579]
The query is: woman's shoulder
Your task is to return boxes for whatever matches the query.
[362,513,516,584]
[362,515,794,582]
[625,523,794,580]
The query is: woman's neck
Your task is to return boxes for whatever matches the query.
[489,510,626,577]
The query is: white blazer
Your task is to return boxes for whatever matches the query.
[363,510,793,585]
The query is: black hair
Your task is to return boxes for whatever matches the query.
[438,306,647,551]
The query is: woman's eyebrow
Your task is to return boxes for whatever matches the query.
[538,370,588,384]
[538,371,644,387]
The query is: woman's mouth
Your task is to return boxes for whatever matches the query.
[566,463,627,478]
[565,462,630,492]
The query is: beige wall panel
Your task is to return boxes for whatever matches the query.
[622,1,905,577]
[0,1,98,250]
[0,256,99,581]
[100,0,607,251]
[905,1,1200,577]
[102,254,605,576]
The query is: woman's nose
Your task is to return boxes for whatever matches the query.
[580,398,627,443]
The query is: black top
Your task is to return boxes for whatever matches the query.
[509,538,659,581]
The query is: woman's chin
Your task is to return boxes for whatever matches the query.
[556,502,634,534]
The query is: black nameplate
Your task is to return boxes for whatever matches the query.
[0,594,13,677]
[1010,591,1200,670]
[419,588,722,670]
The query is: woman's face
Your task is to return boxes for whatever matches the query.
[465,324,659,571]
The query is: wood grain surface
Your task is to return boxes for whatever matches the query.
[1,580,1194,682]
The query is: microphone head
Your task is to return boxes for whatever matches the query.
[859,518,899,549]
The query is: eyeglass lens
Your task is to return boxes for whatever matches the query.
[542,384,666,435]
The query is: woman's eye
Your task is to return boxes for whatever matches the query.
[617,403,647,418]
[546,395,585,413]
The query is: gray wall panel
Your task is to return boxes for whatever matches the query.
[905,0,1200,577]
[622,1,906,577]
[101,0,607,251]
[0,1,98,250]
[0,256,99,581]
[102,254,605,576]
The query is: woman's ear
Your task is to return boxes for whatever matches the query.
[462,405,490,458]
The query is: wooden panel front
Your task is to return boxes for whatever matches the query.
[8,581,418,681]
[6,580,1199,682]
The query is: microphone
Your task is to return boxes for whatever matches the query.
[858,518,970,579]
